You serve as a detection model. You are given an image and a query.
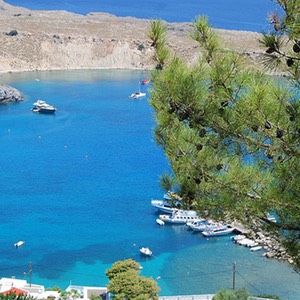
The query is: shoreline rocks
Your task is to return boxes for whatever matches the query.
[0,84,24,103]
[245,226,294,266]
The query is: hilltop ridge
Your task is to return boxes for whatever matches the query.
[0,0,263,73]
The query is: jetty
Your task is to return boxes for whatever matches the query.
[229,222,250,235]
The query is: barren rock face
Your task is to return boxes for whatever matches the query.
[0,0,263,73]
[0,84,24,103]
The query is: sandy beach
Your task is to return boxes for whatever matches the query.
[0,0,263,73]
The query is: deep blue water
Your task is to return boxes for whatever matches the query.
[0,70,299,299]
[5,0,282,32]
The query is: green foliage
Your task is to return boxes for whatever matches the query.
[259,0,300,84]
[59,289,81,300]
[147,19,167,48]
[106,258,141,280]
[0,294,33,300]
[147,19,170,69]
[190,16,220,63]
[46,286,62,292]
[106,259,160,300]
[149,14,300,269]
[159,173,175,192]
[212,288,249,300]
[89,294,103,300]
[255,294,280,300]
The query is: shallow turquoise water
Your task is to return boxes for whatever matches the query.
[0,70,299,299]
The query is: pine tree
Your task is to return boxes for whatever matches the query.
[148,2,299,270]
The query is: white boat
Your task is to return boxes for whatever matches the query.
[232,235,246,242]
[139,247,152,256]
[156,218,165,226]
[187,220,218,232]
[159,210,201,224]
[202,226,234,237]
[14,241,25,247]
[32,99,57,114]
[151,199,181,214]
[237,238,257,247]
[266,213,277,223]
[250,245,262,252]
[129,91,146,99]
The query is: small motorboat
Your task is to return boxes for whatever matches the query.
[156,218,165,226]
[129,92,146,99]
[14,241,25,248]
[141,79,150,85]
[250,245,262,252]
[139,247,152,256]
[202,226,234,237]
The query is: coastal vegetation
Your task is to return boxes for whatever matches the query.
[212,288,249,300]
[106,259,160,300]
[148,0,299,269]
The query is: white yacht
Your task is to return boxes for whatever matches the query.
[32,100,57,114]
[151,199,181,214]
[159,210,201,224]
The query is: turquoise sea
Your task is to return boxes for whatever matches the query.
[5,0,281,32]
[0,70,299,299]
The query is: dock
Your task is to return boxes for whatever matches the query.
[229,222,250,235]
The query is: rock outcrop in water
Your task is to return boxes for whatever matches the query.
[0,84,24,103]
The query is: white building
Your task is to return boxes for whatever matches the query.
[66,285,109,300]
[0,277,44,298]
[0,278,108,300]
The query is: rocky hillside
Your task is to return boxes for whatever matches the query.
[0,0,264,73]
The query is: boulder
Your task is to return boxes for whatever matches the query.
[0,84,23,103]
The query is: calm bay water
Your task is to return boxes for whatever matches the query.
[5,0,281,32]
[0,70,299,298]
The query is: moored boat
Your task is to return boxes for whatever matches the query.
[187,219,217,232]
[141,79,151,85]
[129,91,146,98]
[151,199,181,214]
[232,234,246,242]
[159,210,201,224]
[250,245,262,252]
[14,241,25,248]
[32,99,57,114]
[202,226,234,237]
[156,218,165,226]
[139,247,152,256]
[236,238,258,247]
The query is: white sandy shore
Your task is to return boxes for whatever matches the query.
[0,0,264,74]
